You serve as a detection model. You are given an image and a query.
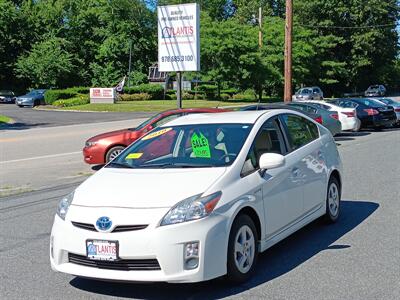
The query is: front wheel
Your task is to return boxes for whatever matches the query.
[105,146,125,163]
[324,176,341,223]
[226,214,258,283]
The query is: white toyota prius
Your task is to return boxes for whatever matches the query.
[50,110,343,283]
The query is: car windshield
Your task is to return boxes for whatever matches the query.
[107,123,253,169]
[27,90,41,96]
[368,85,379,90]
[0,90,13,96]
[300,89,312,94]
[135,113,162,130]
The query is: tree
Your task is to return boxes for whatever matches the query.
[16,37,84,88]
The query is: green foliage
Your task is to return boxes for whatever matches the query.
[119,93,152,101]
[53,95,89,107]
[220,93,231,100]
[124,84,164,99]
[44,87,90,104]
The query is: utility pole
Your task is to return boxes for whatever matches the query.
[176,72,182,109]
[284,0,293,102]
[258,7,262,48]
[128,39,132,88]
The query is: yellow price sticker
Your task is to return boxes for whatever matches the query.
[142,128,172,140]
[125,153,143,159]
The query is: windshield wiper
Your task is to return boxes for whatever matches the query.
[106,162,134,169]
[139,162,214,169]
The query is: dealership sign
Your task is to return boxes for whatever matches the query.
[157,3,200,72]
[90,88,116,104]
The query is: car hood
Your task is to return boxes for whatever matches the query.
[72,167,227,208]
[88,128,140,142]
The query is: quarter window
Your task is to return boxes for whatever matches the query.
[282,114,319,151]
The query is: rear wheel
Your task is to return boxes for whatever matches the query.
[226,214,258,283]
[105,146,125,163]
[324,176,341,223]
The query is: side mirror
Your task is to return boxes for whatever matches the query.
[259,153,285,176]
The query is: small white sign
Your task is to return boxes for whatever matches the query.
[158,3,200,72]
[90,88,116,104]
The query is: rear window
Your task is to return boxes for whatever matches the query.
[357,99,386,107]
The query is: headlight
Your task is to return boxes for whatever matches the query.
[160,191,222,226]
[85,141,97,147]
[56,192,74,220]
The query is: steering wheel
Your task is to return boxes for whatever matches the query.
[218,153,237,161]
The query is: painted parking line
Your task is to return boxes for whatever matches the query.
[0,151,82,164]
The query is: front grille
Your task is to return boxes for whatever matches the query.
[71,221,148,233]
[68,253,161,271]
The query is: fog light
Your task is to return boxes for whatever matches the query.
[184,241,199,270]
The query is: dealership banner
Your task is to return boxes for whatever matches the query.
[157,3,200,72]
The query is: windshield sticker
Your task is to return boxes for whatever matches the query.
[191,132,211,158]
[142,128,172,141]
[125,153,143,160]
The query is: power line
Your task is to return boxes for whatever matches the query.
[299,22,399,30]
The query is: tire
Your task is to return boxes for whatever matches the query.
[226,214,258,283]
[324,176,341,223]
[105,146,125,163]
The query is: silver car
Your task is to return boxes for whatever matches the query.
[288,102,342,136]
[16,89,46,107]
[293,86,324,101]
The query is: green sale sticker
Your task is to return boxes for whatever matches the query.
[191,132,211,158]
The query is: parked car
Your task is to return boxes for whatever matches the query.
[240,103,324,124]
[376,98,400,126]
[50,110,342,283]
[293,86,324,101]
[286,102,342,136]
[0,90,16,103]
[332,98,396,130]
[83,108,229,165]
[305,100,361,132]
[364,85,386,97]
[15,89,46,107]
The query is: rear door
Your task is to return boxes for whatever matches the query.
[280,114,327,215]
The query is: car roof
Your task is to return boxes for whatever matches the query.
[163,110,276,126]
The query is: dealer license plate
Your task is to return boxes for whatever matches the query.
[86,240,118,261]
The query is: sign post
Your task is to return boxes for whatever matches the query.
[157,3,200,108]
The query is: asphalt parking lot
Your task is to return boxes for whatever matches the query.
[1,117,399,299]
[0,104,153,129]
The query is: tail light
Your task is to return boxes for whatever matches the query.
[330,113,339,120]
[314,116,323,124]
[342,111,355,118]
[363,108,379,116]
[394,108,400,112]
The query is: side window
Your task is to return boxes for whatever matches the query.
[281,114,319,151]
[153,114,181,127]
[241,118,286,176]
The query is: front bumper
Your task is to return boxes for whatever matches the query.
[50,206,229,283]
[83,146,105,165]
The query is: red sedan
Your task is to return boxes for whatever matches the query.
[83,108,228,165]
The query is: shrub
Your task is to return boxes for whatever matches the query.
[182,92,194,100]
[232,94,256,101]
[124,84,164,99]
[45,90,77,104]
[220,93,231,101]
[119,93,152,101]
[44,87,90,104]
[196,84,218,99]
[53,95,89,107]
[221,88,239,96]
